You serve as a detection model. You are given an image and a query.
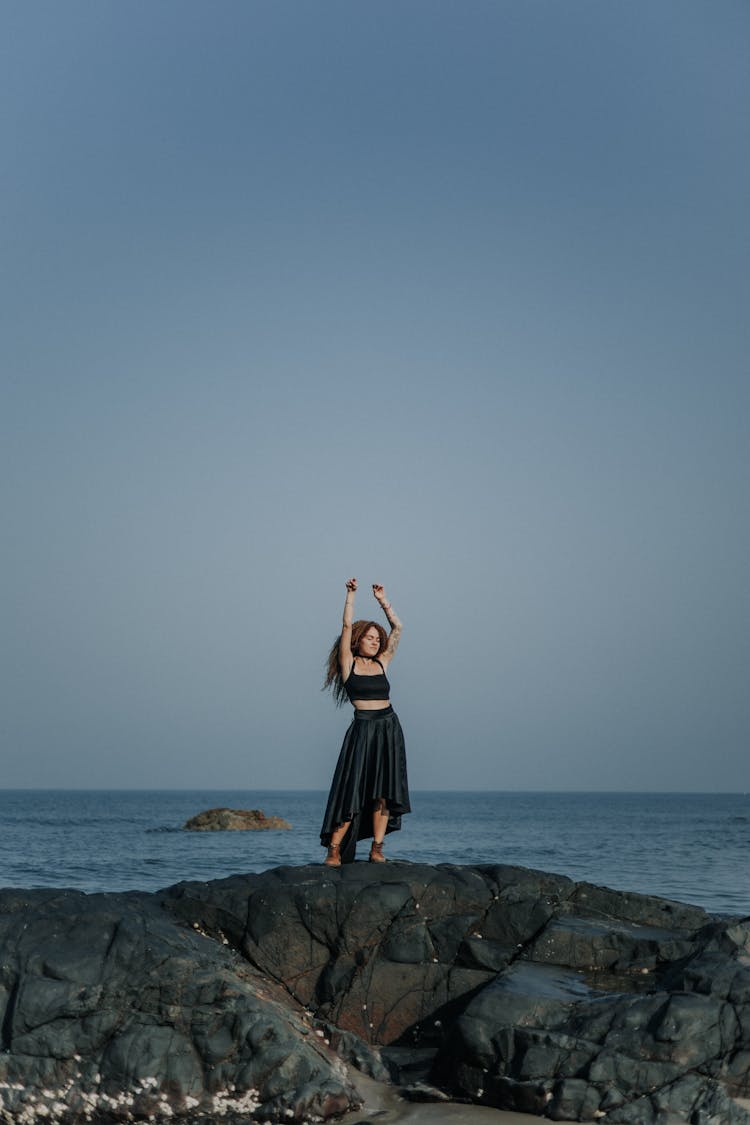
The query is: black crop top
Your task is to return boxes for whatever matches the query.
[344,657,391,703]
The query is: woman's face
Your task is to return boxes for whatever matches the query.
[359,627,381,657]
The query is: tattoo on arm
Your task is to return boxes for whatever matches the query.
[385,623,402,655]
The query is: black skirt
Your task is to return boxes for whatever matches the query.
[320,705,411,863]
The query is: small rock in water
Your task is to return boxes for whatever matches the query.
[183,807,292,831]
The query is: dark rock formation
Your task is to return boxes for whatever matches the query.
[0,886,354,1123]
[183,807,291,830]
[165,863,750,1124]
[1,863,749,1124]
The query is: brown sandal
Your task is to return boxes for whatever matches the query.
[324,843,341,867]
[369,840,386,864]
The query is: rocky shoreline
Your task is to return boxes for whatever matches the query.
[1,862,748,1124]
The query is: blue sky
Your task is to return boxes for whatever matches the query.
[2,1,748,791]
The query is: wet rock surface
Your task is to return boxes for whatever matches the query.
[0,886,354,1123]
[183,807,291,830]
[1,862,749,1123]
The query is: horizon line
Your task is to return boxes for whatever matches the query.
[0,787,745,797]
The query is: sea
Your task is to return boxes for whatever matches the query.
[0,790,747,918]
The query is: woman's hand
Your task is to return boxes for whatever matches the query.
[345,578,358,593]
[372,583,387,604]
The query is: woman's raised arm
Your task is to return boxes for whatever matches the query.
[372,584,402,667]
[339,578,357,680]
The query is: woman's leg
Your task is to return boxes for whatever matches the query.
[372,799,389,843]
[331,820,351,846]
[369,799,389,862]
[324,819,351,866]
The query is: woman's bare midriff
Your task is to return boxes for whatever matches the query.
[352,700,391,711]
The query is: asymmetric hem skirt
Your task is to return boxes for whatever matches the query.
[320,706,410,863]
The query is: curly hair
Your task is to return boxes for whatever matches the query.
[323,619,389,707]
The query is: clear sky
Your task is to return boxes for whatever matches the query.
[2,1,748,792]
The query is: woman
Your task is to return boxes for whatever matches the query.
[320,578,410,866]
